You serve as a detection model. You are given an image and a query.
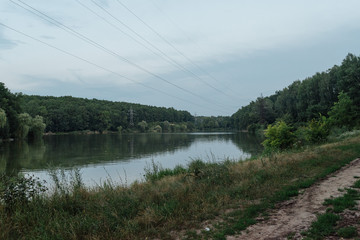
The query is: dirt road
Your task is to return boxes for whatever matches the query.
[228,158,360,240]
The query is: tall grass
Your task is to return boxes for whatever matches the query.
[1,134,360,239]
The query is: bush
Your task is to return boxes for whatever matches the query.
[263,121,295,151]
[304,116,329,143]
[0,173,47,213]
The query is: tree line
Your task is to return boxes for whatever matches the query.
[1,81,233,138]
[231,53,360,131]
[21,95,195,133]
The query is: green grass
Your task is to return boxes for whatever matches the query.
[337,226,358,238]
[303,179,360,239]
[1,135,360,239]
[323,188,359,213]
[305,213,340,239]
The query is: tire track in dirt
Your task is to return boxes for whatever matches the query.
[227,158,360,240]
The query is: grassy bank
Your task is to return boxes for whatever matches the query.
[1,133,360,239]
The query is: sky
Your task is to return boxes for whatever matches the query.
[1,1,360,116]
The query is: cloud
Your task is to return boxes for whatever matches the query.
[96,0,109,7]
[40,35,55,40]
[0,27,17,50]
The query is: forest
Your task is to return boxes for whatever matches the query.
[1,53,360,139]
[21,95,195,133]
[231,53,360,132]
[0,88,198,138]
[1,82,233,138]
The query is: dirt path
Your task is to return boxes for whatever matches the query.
[227,158,360,240]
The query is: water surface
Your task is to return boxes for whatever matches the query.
[0,132,263,187]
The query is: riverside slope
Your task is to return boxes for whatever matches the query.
[228,158,360,240]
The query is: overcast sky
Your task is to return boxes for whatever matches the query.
[1,0,360,116]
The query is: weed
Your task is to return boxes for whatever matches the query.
[303,176,360,239]
[337,226,358,238]
[0,173,47,214]
[144,160,187,182]
[287,232,296,239]
[305,213,340,239]
[353,179,360,188]
[323,188,359,213]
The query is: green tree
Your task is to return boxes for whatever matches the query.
[17,113,32,139]
[0,82,22,138]
[0,108,6,129]
[138,120,148,132]
[29,115,46,139]
[153,125,162,133]
[328,92,355,128]
[161,121,170,132]
[95,111,111,133]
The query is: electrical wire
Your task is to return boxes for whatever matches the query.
[148,0,249,101]
[0,21,230,114]
[10,0,233,111]
[88,0,240,109]
[115,0,238,99]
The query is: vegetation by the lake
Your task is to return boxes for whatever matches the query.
[1,131,360,239]
[231,53,360,132]
[1,52,360,238]
[21,95,195,133]
[1,81,234,137]
[0,83,46,140]
[20,94,234,134]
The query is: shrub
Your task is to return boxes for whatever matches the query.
[0,173,47,213]
[262,121,295,151]
[304,116,329,143]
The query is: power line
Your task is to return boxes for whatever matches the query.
[76,0,199,86]
[0,22,228,114]
[88,0,237,106]
[75,0,165,63]
[86,0,238,109]
[114,0,236,99]
[149,0,247,101]
[0,23,183,104]
[10,0,233,111]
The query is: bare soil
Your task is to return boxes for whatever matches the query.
[227,158,360,240]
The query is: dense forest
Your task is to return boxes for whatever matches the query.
[1,82,233,137]
[21,95,196,133]
[231,53,360,131]
[2,53,359,138]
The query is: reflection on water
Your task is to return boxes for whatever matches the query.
[0,132,263,186]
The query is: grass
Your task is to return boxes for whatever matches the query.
[303,179,360,239]
[305,212,340,239]
[337,226,358,238]
[1,134,360,239]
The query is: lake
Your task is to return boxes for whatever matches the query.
[0,132,263,188]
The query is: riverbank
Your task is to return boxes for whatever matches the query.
[1,133,360,239]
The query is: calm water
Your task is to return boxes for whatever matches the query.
[0,132,263,187]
